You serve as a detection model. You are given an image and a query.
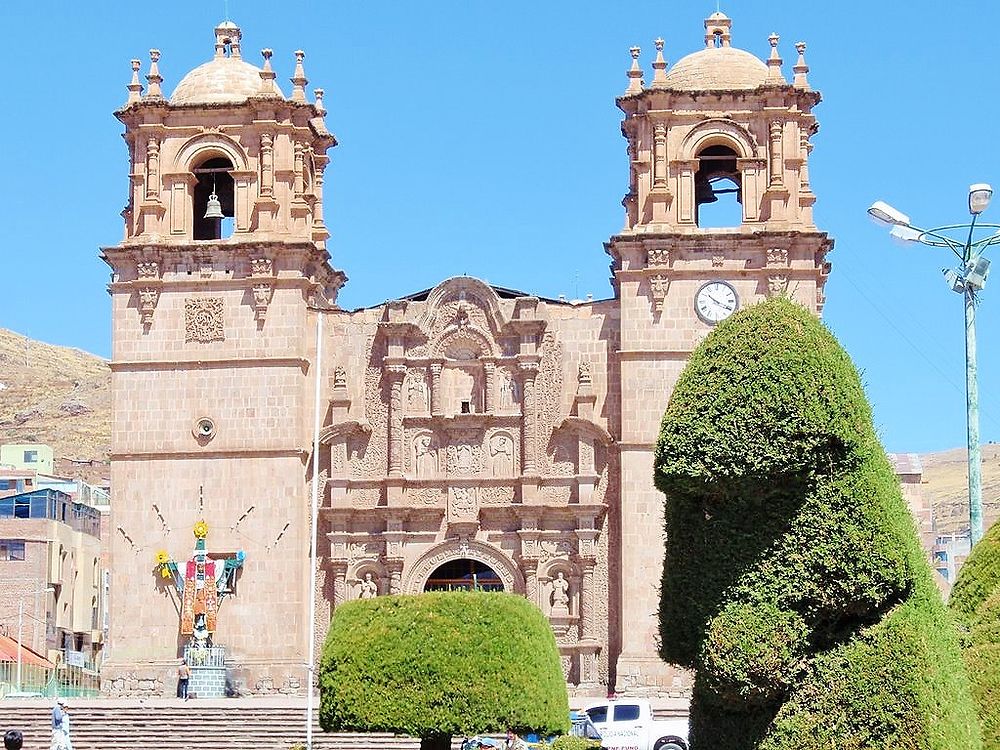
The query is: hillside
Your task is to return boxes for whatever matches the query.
[0,328,110,485]
[921,444,1000,535]
[0,328,997,533]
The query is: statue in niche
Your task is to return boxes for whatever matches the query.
[414,434,437,478]
[407,372,428,412]
[551,571,570,614]
[489,433,514,476]
[499,369,514,410]
[359,572,378,599]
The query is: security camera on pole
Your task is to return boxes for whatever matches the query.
[868,184,998,545]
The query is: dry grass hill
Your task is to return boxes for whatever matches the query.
[0,328,110,485]
[0,328,998,534]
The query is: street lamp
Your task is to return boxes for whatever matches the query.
[869,184,999,546]
[17,586,54,692]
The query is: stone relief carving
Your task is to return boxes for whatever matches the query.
[408,487,445,506]
[478,485,515,505]
[649,274,669,312]
[250,257,274,276]
[646,247,670,267]
[540,485,572,505]
[536,332,564,474]
[446,432,483,476]
[353,335,387,477]
[347,541,380,561]
[489,432,514,476]
[768,274,789,297]
[349,487,381,509]
[184,298,225,343]
[136,261,160,279]
[712,255,725,268]
[449,487,478,520]
[767,247,789,266]
[138,287,159,327]
[333,366,347,389]
[252,282,274,322]
[538,539,575,561]
[407,369,429,412]
[498,367,519,410]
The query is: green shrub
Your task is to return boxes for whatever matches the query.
[951,521,1000,749]
[550,736,600,750]
[655,297,981,750]
[319,591,568,750]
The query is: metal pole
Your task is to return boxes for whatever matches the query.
[16,599,23,691]
[307,308,324,750]
[965,285,984,544]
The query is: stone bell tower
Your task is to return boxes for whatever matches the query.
[100,21,343,694]
[607,13,832,693]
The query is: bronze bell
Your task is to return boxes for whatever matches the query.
[203,191,224,220]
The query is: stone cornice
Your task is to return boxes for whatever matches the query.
[110,448,309,461]
[109,356,309,372]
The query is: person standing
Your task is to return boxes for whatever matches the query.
[50,698,71,750]
[177,660,191,700]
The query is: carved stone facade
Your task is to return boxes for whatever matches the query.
[102,13,832,702]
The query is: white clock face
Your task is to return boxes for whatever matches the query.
[695,281,739,324]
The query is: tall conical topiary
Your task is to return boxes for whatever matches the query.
[951,520,1000,749]
[654,297,981,750]
[319,591,569,750]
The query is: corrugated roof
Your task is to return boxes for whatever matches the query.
[0,635,56,669]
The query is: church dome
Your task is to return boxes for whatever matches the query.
[170,22,284,105]
[171,57,275,105]
[662,46,767,91]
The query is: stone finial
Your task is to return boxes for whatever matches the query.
[766,33,786,84]
[704,11,732,48]
[291,50,308,103]
[793,42,811,90]
[652,38,668,85]
[126,59,144,104]
[625,46,644,95]
[314,88,326,115]
[144,49,164,100]
[214,21,242,59]
[258,48,280,96]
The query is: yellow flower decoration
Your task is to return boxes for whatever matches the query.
[160,567,172,579]
[155,550,170,565]
[193,520,209,539]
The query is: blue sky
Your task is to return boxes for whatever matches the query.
[0,1,997,454]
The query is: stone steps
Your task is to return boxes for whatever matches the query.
[0,699,452,750]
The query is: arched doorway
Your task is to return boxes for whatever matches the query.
[423,558,504,592]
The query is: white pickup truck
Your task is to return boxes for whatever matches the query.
[582,699,688,750]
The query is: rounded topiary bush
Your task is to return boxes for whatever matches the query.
[951,520,1000,749]
[319,591,568,750]
[655,297,981,750]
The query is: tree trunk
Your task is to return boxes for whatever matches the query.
[420,734,452,750]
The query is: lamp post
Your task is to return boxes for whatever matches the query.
[868,184,999,546]
[17,586,55,692]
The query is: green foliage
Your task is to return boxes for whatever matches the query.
[550,736,601,750]
[951,520,1000,626]
[951,521,1000,749]
[319,591,569,741]
[655,297,981,750]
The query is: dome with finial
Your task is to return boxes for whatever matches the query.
[171,21,285,105]
[661,12,768,91]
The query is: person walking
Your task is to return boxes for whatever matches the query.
[177,659,191,700]
[50,698,71,750]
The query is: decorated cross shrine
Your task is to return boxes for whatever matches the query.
[154,519,245,646]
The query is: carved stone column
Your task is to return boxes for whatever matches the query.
[387,365,407,477]
[579,562,596,640]
[429,361,443,416]
[522,558,539,608]
[652,123,667,188]
[519,363,539,474]
[769,121,784,188]
[259,133,274,197]
[293,141,306,198]
[483,360,496,413]
[385,558,404,595]
[145,138,160,201]
[330,561,349,609]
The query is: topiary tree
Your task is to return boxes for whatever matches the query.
[951,520,1000,749]
[654,296,981,750]
[319,591,569,750]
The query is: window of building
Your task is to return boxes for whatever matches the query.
[0,540,26,561]
[694,144,742,228]
[0,480,10,490]
[23,450,38,463]
[193,156,235,240]
[423,559,504,592]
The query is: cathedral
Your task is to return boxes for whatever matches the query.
[101,13,831,699]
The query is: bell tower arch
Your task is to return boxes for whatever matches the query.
[607,13,833,693]
[100,21,345,693]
